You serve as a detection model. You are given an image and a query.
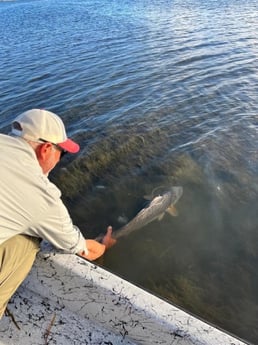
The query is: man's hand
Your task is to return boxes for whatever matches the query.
[79,240,105,261]
[78,226,116,261]
[101,226,117,249]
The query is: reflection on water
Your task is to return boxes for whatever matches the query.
[1,0,258,342]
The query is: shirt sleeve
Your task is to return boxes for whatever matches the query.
[26,181,88,255]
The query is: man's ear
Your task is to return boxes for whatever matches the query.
[35,142,52,160]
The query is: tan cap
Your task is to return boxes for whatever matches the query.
[11,109,80,153]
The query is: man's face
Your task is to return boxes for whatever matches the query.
[37,142,64,175]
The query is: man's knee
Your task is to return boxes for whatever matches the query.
[0,234,40,315]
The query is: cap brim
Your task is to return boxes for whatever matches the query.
[58,139,80,153]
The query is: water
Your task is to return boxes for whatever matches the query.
[1,0,258,342]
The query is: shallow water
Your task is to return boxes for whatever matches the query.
[1,0,258,342]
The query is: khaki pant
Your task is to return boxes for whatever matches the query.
[0,235,40,318]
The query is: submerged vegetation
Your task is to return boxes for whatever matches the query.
[50,122,258,343]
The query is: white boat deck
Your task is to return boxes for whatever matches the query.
[0,242,249,345]
[0,286,137,345]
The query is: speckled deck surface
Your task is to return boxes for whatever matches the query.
[0,286,136,345]
[0,242,249,345]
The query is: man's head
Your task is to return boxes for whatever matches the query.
[12,109,80,174]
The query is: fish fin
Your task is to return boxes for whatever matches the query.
[158,213,165,221]
[166,205,178,217]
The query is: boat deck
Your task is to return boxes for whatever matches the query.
[0,242,249,345]
[0,286,137,345]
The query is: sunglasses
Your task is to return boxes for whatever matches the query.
[38,138,67,158]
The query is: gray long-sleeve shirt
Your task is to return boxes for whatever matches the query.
[0,134,87,254]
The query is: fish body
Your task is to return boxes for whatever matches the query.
[113,186,183,239]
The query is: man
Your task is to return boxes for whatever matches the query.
[0,108,115,318]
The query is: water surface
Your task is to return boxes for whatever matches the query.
[0,0,258,342]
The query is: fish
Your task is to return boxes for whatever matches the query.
[111,186,183,240]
